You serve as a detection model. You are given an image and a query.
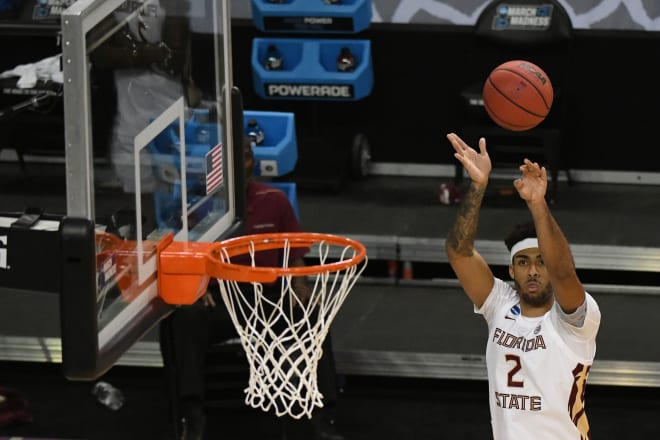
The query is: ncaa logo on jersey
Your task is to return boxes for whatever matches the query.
[0,235,7,269]
[505,304,521,321]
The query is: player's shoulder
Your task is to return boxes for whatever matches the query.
[478,278,518,318]
[493,278,517,299]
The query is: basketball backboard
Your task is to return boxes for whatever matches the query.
[59,0,245,379]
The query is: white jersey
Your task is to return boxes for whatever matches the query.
[110,1,184,193]
[476,278,601,440]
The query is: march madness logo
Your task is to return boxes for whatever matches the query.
[493,4,554,30]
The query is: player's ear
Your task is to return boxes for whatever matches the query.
[508,264,515,279]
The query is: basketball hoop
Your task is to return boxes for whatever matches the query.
[159,232,367,419]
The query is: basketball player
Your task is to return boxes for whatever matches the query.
[444,132,601,439]
[160,136,346,440]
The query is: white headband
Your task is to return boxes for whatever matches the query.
[510,238,539,263]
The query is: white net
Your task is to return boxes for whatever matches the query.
[216,236,367,419]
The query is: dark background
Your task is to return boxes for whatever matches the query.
[2,8,660,439]
[227,20,660,173]
[2,18,660,174]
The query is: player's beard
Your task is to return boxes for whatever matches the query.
[514,280,554,307]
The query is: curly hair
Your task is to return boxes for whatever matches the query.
[504,221,537,251]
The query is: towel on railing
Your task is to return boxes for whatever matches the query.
[0,54,63,88]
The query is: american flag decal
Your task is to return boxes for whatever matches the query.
[205,143,223,195]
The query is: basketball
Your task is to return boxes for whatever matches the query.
[482,60,553,131]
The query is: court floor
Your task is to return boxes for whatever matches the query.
[1,360,659,439]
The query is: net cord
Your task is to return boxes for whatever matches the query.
[216,238,367,419]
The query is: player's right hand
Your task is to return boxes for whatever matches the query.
[514,158,547,204]
[446,133,491,187]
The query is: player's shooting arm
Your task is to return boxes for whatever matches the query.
[446,181,494,308]
[527,200,585,313]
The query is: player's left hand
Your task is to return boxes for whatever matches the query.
[514,159,547,203]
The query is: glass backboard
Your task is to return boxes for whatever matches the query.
[59,0,245,380]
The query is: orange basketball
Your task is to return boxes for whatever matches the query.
[482,60,553,131]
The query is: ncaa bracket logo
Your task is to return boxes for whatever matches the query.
[0,235,7,269]
[494,4,554,30]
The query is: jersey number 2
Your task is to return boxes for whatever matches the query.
[505,354,524,387]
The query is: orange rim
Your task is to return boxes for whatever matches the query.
[207,232,367,282]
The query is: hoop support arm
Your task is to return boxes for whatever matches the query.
[158,239,216,305]
[158,239,280,304]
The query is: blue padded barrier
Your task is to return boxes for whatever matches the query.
[244,110,297,177]
[251,0,372,34]
[251,37,373,101]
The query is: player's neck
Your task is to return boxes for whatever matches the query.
[520,299,554,317]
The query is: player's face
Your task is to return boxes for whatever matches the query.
[509,248,553,307]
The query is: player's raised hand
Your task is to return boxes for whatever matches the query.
[446,133,491,187]
[514,158,547,203]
